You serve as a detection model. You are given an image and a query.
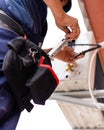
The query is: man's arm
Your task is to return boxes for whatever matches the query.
[43,0,65,20]
[43,0,80,40]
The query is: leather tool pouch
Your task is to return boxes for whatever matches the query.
[2,37,59,112]
[26,58,59,105]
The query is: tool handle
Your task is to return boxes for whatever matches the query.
[48,39,69,58]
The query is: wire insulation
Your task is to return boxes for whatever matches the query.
[88,41,104,110]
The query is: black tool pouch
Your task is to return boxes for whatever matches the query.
[2,37,59,112]
[26,57,59,105]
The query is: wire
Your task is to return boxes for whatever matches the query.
[88,41,104,110]
[68,42,104,109]
[88,49,101,110]
[68,42,101,46]
[74,44,101,58]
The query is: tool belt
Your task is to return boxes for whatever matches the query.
[0,10,59,112]
[0,10,24,36]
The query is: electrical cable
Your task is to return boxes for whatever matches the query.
[69,41,104,110]
[88,41,104,110]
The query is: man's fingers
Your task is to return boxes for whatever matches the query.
[65,27,80,40]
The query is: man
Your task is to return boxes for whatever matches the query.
[44,0,80,62]
[0,0,80,129]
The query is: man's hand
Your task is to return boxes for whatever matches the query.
[55,14,80,40]
[44,46,84,63]
[44,0,80,40]
[53,46,77,63]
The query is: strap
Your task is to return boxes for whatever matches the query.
[22,95,34,112]
[0,10,25,36]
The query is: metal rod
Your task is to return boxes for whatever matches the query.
[54,90,104,98]
[51,94,104,110]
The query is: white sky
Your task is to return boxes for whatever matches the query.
[16,0,87,130]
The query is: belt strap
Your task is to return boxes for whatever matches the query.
[0,10,25,36]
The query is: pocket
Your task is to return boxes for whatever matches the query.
[26,63,59,105]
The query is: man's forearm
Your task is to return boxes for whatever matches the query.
[43,0,65,20]
[43,0,80,40]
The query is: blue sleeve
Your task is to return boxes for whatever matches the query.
[5,0,48,44]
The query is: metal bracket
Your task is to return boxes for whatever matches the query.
[51,90,104,110]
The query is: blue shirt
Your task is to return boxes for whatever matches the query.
[0,0,48,129]
[0,0,48,44]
